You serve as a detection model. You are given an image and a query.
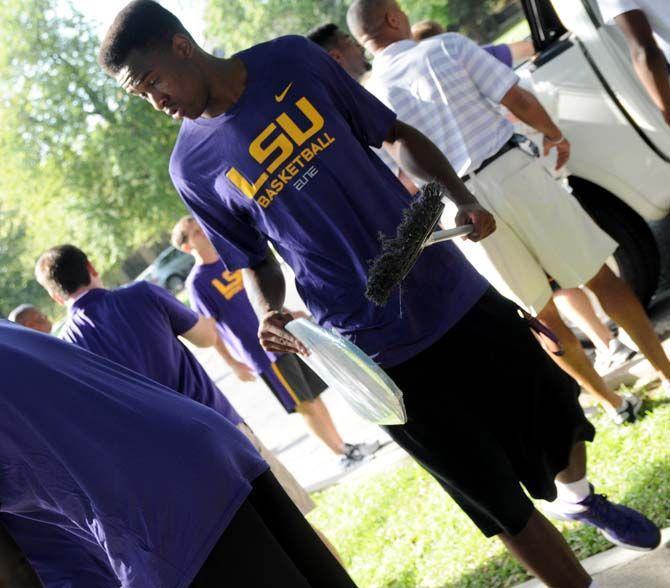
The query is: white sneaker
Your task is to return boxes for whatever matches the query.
[595,339,637,374]
[610,394,642,425]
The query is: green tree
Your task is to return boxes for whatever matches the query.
[204,0,517,56]
[0,0,187,277]
[0,206,53,318]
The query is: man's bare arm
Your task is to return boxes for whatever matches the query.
[382,120,496,241]
[614,9,670,124]
[500,84,571,170]
[181,316,218,348]
[213,336,256,382]
[243,252,307,355]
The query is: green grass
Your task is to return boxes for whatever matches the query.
[494,19,531,45]
[308,385,670,587]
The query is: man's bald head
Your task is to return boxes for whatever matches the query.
[8,304,52,334]
[347,0,411,53]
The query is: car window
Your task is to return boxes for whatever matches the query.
[159,248,181,265]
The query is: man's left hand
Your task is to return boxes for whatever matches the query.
[543,135,571,170]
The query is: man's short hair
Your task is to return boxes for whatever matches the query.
[8,304,37,325]
[412,20,445,41]
[35,245,91,299]
[171,215,194,249]
[306,23,341,51]
[98,0,190,75]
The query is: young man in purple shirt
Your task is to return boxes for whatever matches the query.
[0,321,356,587]
[99,2,659,585]
[172,214,381,467]
[34,244,321,520]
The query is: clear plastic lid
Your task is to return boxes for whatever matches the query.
[285,318,407,425]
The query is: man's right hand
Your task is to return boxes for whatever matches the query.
[454,203,496,242]
[258,310,309,355]
[231,361,256,382]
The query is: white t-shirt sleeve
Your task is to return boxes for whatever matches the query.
[597,0,641,22]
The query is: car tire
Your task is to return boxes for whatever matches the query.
[569,177,660,306]
[165,274,186,294]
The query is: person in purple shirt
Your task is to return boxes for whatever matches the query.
[172,214,382,468]
[99,2,659,585]
[0,321,356,587]
[34,244,324,522]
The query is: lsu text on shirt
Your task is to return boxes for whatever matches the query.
[170,36,488,368]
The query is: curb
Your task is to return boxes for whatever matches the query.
[515,527,670,587]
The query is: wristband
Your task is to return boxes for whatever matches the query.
[545,133,564,145]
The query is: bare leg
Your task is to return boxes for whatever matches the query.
[296,397,346,455]
[556,442,587,484]
[537,300,623,412]
[588,266,670,381]
[553,288,613,353]
[499,509,592,588]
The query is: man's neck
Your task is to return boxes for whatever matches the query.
[67,285,101,306]
[200,56,247,119]
[193,245,219,265]
[367,32,410,56]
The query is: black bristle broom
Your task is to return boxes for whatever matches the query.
[366,182,472,306]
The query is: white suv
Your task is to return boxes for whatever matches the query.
[511,0,670,305]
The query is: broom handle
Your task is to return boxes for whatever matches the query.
[423,225,473,247]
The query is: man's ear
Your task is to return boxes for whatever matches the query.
[87,261,99,279]
[328,49,344,66]
[48,290,66,306]
[386,7,402,30]
[172,33,194,59]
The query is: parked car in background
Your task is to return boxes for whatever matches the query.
[134,246,195,293]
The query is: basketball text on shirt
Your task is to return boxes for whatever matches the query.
[226,96,336,208]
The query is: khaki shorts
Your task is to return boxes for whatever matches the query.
[237,422,315,515]
[441,149,618,315]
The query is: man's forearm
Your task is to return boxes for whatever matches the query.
[501,84,561,139]
[632,45,670,119]
[213,336,238,366]
[383,120,478,206]
[242,251,286,318]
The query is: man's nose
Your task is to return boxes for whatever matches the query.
[147,91,168,112]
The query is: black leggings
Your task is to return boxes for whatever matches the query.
[191,470,357,587]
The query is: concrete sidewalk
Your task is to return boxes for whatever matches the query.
[516,528,670,587]
[193,345,401,492]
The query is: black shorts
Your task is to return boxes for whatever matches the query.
[384,287,595,537]
[191,471,355,587]
[260,354,327,414]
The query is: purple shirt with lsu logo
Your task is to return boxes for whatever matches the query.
[169,35,488,368]
[186,260,277,374]
[60,282,243,425]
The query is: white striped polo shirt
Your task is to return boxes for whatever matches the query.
[366,33,519,177]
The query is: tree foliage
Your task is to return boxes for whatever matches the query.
[0,0,187,283]
[204,0,513,55]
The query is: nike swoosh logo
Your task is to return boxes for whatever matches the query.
[275,82,293,103]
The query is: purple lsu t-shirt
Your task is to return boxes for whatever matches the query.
[170,36,488,368]
[483,43,514,68]
[186,261,276,374]
[0,321,268,588]
[60,282,242,425]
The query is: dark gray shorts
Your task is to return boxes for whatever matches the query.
[260,354,328,413]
